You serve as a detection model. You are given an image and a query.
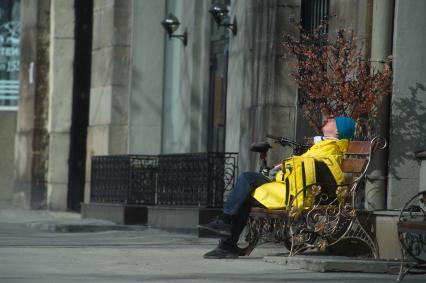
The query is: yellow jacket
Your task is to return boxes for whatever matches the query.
[252,139,349,209]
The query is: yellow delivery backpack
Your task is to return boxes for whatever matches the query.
[252,139,348,209]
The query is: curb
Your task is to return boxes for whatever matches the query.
[263,255,401,273]
[27,222,147,233]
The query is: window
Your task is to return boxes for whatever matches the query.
[296,0,329,139]
[301,0,329,32]
[0,0,20,111]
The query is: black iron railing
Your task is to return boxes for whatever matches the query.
[90,155,158,204]
[156,153,238,207]
[90,153,238,207]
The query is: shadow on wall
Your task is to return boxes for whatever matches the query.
[390,83,426,179]
[131,68,162,119]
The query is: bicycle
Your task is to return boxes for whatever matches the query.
[237,135,310,255]
[250,134,310,177]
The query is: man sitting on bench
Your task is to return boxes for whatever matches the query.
[199,116,356,259]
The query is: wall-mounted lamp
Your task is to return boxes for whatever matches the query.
[161,13,188,46]
[209,3,237,36]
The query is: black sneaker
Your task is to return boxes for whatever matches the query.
[197,218,232,236]
[203,246,239,259]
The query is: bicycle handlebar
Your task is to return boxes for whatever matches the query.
[253,134,310,176]
[265,134,310,155]
[266,134,301,147]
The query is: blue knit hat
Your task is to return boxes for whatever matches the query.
[335,116,355,140]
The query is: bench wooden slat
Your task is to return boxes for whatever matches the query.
[398,221,426,234]
[250,207,269,213]
[251,207,288,216]
[346,141,371,155]
[341,158,368,173]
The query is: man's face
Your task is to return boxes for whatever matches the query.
[322,117,338,138]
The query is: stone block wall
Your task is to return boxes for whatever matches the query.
[0,112,17,202]
[85,0,132,203]
[228,0,301,172]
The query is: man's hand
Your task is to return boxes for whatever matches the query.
[269,163,282,179]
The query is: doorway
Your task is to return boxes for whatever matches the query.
[67,0,93,211]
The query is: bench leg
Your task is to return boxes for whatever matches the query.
[396,243,426,281]
[240,215,290,256]
[331,216,379,258]
[397,247,407,281]
[238,235,259,256]
[237,216,261,256]
[288,217,317,256]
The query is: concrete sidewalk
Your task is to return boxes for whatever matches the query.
[0,203,134,229]
[0,205,422,282]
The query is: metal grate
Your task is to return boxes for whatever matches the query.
[90,155,157,204]
[301,0,329,32]
[156,153,238,207]
[90,153,238,207]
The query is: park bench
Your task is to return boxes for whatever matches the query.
[397,190,426,281]
[239,137,387,258]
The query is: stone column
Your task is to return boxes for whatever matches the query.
[364,0,394,211]
[128,0,165,155]
[227,0,301,172]
[46,0,75,210]
[161,0,211,154]
[14,0,50,209]
[388,0,426,208]
[84,0,131,202]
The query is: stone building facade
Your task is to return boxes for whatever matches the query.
[0,0,20,203]
[9,0,426,257]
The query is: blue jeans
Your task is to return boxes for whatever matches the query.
[221,171,271,246]
[223,171,271,215]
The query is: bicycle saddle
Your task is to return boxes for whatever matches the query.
[250,141,272,153]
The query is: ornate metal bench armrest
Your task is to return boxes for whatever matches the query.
[397,190,426,280]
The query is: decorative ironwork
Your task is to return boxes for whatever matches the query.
[397,190,426,281]
[239,212,291,256]
[91,155,158,204]
[242,137,386,258]
[90,153,238,207]
[284,137,387,257]
[156,152,238,207]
